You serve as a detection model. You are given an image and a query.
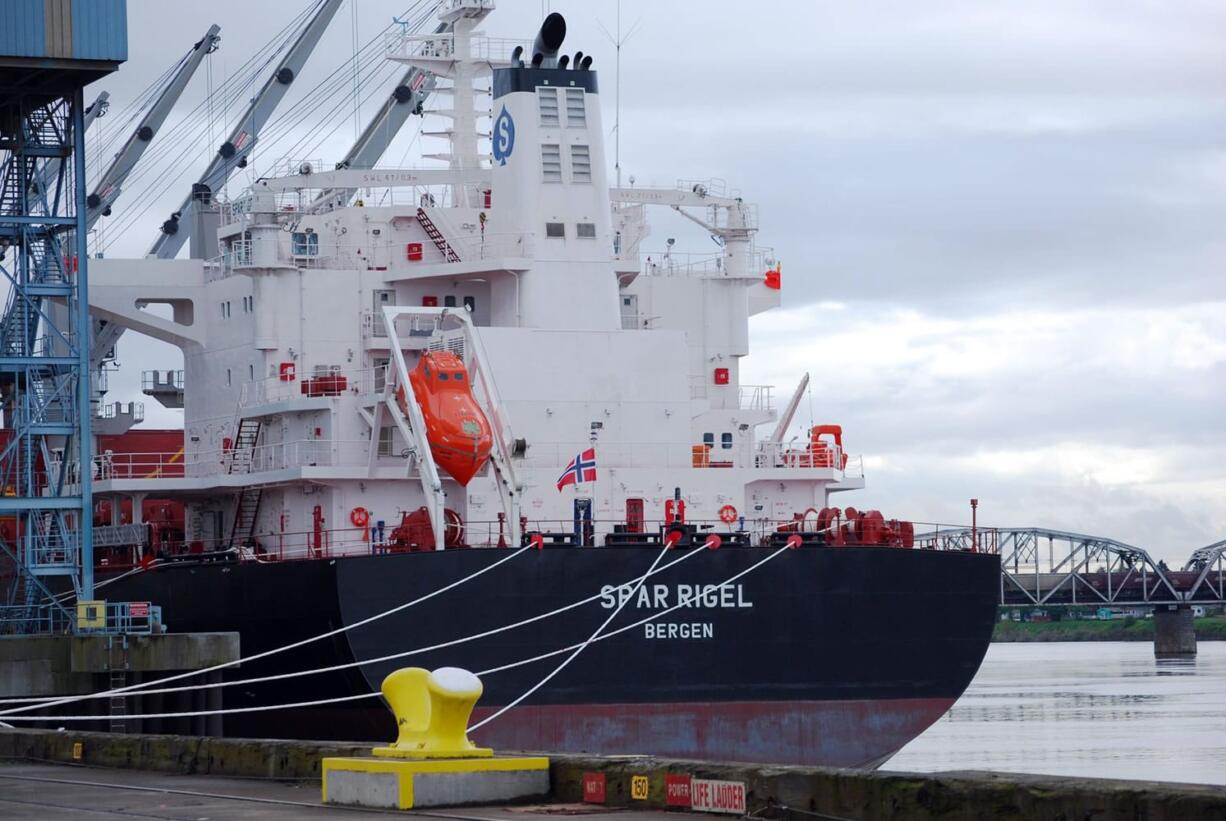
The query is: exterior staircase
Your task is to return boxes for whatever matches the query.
[416,208,461,263]
[226,418,263,548]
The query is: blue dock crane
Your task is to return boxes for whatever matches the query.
[0,0,128,632]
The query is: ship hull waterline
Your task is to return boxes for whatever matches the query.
[92,544,998,769]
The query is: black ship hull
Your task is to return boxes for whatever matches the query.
[100,544,998,768]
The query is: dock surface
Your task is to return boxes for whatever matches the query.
[0,762,672,820]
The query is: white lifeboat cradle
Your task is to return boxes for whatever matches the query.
[83,0,876,562]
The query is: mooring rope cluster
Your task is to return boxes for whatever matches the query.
[0,540,708,709]
[1,538,798,725]
[0,545,532,717]
[468,536,676,731]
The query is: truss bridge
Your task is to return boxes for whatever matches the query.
[922,527,1225,607]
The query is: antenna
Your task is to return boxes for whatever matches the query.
[598,1,643,189]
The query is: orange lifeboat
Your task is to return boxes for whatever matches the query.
[397,351,492,486]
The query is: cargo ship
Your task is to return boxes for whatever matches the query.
[6,0,1000,768]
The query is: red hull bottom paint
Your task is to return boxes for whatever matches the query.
[468,698,957,769]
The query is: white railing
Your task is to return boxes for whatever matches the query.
[91,438,383,482]
[214,233,533,278]
[753,441,864,477]
[641,248,771,279]
[141,369,183,391]
[96,401,144,422]
[384,30,528,64]
[739,384,774,412]
[520,442,705,470]
[240,365,387,406]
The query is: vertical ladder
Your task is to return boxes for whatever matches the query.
[107,634,128,733]
[226,419,263,548]
[416,208,461,262]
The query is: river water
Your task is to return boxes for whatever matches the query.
[887,641,1226,786]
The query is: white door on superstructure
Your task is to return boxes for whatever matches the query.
[373,290,395,337]
[620,294,639,330]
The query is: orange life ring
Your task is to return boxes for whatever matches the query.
[350,507,370,528]
[718,504,738,525]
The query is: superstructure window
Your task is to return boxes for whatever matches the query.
[721,432,733,450]
[541,144,562,183]
[538,87,559,126]
[702,432,714,447]
[291,232,318,256]
[570,144,591,183]
[545,222,565,238]
[576,222,596,238]
[565,88,586,127]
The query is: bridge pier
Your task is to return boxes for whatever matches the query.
[1153,605,1196,658]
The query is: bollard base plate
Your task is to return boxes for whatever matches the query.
[322,755,549,810]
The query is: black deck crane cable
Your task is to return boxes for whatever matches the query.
[98,0,412,251]
[86,49,192,184]
[272,1,439,170]
[95,4,320,251]
[103,2,314,197]
[251,31,393,164]
[259,43,400,171]
[255,0,433,167]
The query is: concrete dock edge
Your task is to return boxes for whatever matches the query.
[1,729,1223,820]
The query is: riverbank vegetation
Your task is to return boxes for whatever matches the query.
[992,615,1226,642]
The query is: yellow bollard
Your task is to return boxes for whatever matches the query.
[372,666,493,759]
[324,665,547,808]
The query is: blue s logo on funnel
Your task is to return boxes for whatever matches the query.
[493,106,515,165]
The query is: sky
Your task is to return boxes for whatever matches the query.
[82,0,1226,563]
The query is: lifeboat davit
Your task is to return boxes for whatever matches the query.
[398,351,492,486]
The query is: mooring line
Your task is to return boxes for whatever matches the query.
[0,543,707,708]
[0,545,532,717]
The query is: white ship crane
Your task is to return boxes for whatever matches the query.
[149,0,343,260]
[87,26,222,233]
[87,25,221,372]
[80,1,866,563]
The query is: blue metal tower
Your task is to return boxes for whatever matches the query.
[0,0,127,633]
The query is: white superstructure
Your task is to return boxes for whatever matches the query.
[84,2,865,557]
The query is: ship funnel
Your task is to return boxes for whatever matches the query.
[532,12,566,68]
[510,44,524,68]
[557,54,570,70]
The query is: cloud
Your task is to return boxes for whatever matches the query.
[52,0,1226,564]
[742,301,1226,560]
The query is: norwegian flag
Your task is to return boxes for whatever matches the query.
[556,448,597,491]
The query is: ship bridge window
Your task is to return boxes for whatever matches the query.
[570,145,591,183]
[291,232,318,256]
[722,432,733,449]
[453,372,464,381]
[545,221,565,238]
[565,88,586,127]
[538,87,559,126]
[438,372,450,381]
[577,222,596,238]
[541,144,562,183]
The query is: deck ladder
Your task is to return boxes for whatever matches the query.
[226,418,263,548]
[416,208,461,262]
